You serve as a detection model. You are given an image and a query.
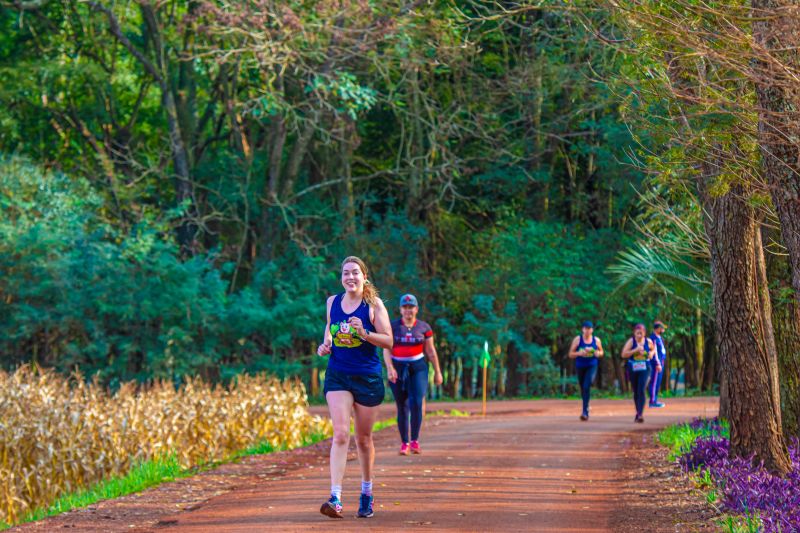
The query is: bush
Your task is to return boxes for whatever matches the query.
[0,157,324,382]
[670,418,800,533]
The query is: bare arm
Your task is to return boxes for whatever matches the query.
[384,348,397,383]
[595,338,605,358]
[424,337,443,385]
[567,336,583,359]
[620,338,637,359]
[317,295,335,356]
[363,299,393,350]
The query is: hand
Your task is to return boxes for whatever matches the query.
[387,365,398,383]
[656,365,663,373]
[317,341,331,357]
[348,316,367,338]
[434,372,443,386]
[578,349,587,357]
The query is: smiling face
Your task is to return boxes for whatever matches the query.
[400,304,418,323]
[341,261,366,294]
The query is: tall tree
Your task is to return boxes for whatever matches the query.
[698,153,789,474]
[605,0,793,471]
[750,0,800,437]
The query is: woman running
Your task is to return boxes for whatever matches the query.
[317,256,393,519]
[621,323,656,423]
[383,294,444,455]
[568,320,605,421]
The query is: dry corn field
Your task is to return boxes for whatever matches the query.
[0,366,331,525]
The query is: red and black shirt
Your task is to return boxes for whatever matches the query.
[391,319,433,360]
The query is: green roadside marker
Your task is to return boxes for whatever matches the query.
[481,340,491,369]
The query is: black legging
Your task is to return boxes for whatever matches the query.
[630,368,649,417]
[389,357,429,443]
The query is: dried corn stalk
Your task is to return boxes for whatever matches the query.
[0,366,331,524]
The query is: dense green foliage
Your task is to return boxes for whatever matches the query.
[0,1,711,396]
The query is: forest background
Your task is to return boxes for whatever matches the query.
[0,1,761,409]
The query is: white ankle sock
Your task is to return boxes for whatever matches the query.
[361,480,373,496]
[331,485,342,500]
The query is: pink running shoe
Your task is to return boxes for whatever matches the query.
[410,441,421,454]
[399,442,410,455]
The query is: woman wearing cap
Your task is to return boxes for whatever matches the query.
[568,321,605,421]
[621,323,657,423]
[383,293,443,455]
[317,256,393,519]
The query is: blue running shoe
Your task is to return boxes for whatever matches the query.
[357,493,374,518]
[320,495,343,519]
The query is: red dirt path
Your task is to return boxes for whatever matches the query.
[12,397,718,532]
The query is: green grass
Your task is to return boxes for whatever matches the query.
[373,417,397,432]
[429,408,470,417]
[656,419,728,460]
[4,430,335,531]
[1,454,186,530]
[230,430,331,461]
[718,512,762,533]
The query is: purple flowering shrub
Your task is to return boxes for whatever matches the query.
[677,418,800,533]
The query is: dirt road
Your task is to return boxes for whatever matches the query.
[13,397,718,532]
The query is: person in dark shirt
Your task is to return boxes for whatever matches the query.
[621,323,656,423]
[317,256,393,519]
[383,293,443,455]
[648,321,667,408]
[568,321,605,421]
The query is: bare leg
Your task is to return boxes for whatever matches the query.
[352,402,380,484]
[326,391,354,489]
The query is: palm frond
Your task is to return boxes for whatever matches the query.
[607,242,711,309]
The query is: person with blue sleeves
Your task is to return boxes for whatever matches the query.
[648,321,667,408]
[568,321,605,421]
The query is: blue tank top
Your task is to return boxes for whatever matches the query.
[327,293,382,376]
[575,336,599,369]
[628,337,652,371]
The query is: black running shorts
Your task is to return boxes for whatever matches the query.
[323,368,385,407]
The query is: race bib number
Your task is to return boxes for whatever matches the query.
[632,360,648,372]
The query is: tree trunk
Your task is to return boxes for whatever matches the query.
[613,352,627,393]
[717,367,730,420]
[764,226,800,438]
[752,0,800,310]
[694,307,704,388]
[139,4,195,251]
[772,297,800,438]
[455,358,463,400]
[698,165,790,473]
[751,0,800,440]
[90,2,196,250]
